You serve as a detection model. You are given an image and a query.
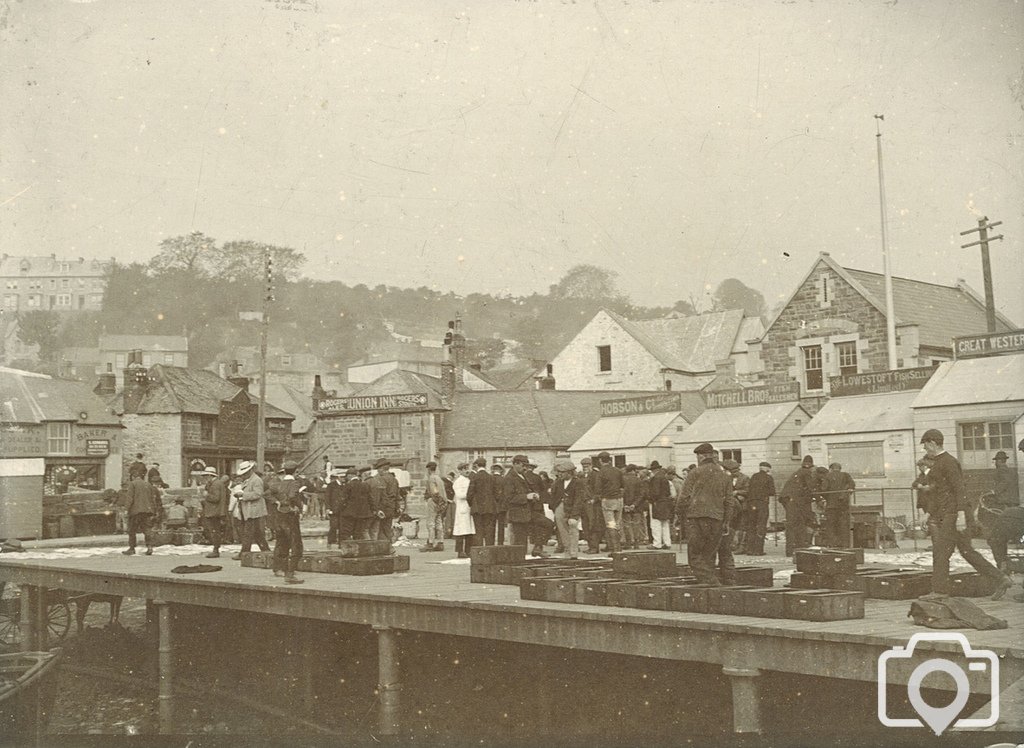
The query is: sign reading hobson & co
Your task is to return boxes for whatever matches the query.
[600,392,682,418]
[953,329,1024,360]
[317,393,429,413]
[828,366,937,397]
[702,382,800,409]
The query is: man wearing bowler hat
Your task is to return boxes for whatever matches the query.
[677,443,733,585]
[920,429,1012,599]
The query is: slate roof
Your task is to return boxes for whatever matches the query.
[569,412,683,452]
[913,354,1024,408]
[109,365,293,419]
[264,383,315,434]
[676,402,809,443]
[604,308,752,374]
[801,392,917,436]
[0,255,108,277]
[349,369,447,409]
[472,362,543,391]
[0,367,121,425]
[99,334,188,352]
[440,390,705,450]
[844,269,1015,348]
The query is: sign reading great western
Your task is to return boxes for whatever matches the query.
[317,393,429,413]
[953,329,1024,359]
[702,382,800,409]
[600,393,681,417]
[828,366,937,397]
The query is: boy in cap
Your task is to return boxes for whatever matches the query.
[919,429,1011,600]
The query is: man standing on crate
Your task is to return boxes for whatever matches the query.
[269,461,308,584]
[820,463,855,548]
[919,429,1012,600]
[677,443,733,586]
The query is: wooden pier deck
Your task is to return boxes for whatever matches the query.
[2,549,1021,737]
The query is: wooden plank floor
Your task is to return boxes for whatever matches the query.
[2,548,1022,688]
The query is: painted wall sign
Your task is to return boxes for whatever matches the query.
[828,366,937,397]
[0,426,46,457]
[317,393,429,413]
[600,392,681,418]
[953,329,1024,359]
[85,439,110,456]
[702,382,800,409]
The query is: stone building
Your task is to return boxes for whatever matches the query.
[748,252,1016,406]
[545,308,764,392]
[0,254,109,313]
[106,363,294,486]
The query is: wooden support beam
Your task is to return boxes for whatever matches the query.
[373,625,401,737]
[155,600,174,734]
[301,626,316,712]
[19,585,39,651]
[723,665,763,734]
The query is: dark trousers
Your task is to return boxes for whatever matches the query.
[128,512,153,549]
[585,501,604,550]
[273,512,303,573]
[686,517,722,585]
[743,501,769,554]
[473,513,497,546]
[496,512,507,545]
[511,515,554,548]
[931,513,1002,594]
[716,529,736,584]
[370,516,394,543]
[203,516,225,551]
[340,515,371,541]
[455,534,474,555]
[240,517,270,552]
[785,503,813,555]
[328,514,341,545]
[823,508,850,548]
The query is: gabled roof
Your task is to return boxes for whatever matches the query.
[0,367,120,425]
[569,411,683,452]
[801,391,917,436]
[264,383,315,434]
[0,255,108,276]
[473,362,544,391]
[913,354,1024,409]
[110,365,293,419]
[676,402,809,443]
[603,308,751,374]
[440,390,705,450]
[761,253,1016,349]
[99,334,189,352]
[350,342,445,368]
[349,369,447,409]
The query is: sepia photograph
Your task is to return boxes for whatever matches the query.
[1,0,1022,745]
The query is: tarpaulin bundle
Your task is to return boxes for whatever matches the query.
[909,596,1007,631]
[171,564,223,574]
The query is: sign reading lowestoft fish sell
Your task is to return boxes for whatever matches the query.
[600,393,682,417]
[317,393,429,413]
[828,366,936,397]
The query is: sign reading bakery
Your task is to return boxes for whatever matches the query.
[600,392,682,418]
[317,393,430,413]
[953,329,1024,360]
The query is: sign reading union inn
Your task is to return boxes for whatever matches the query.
[317,393,430,413]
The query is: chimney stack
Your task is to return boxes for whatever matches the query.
[440,322,456,408]
[94,363,117,397]
[227,361,250,392]
[538,363,556,390]
[312,374,327,409]
[122,360,150,413]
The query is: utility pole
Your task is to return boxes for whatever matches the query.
[874,115,898,369]
[257,250,272,471]
[959,217,1003,332]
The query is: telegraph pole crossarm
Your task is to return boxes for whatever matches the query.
[960,216,1004,333]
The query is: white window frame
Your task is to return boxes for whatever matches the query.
[47,422,71,454]
[55,293,71,307]
[801,344,823,392]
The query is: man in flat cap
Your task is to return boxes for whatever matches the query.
[548,459,587,558]
[421,461,448,552]
[324,467,345,546]
[594,451,625,554]
[742,462,775,555]
[200,466,229,558]
[502,455,554,557]
[779,455,818,556]
[468,457,499,546]
[583,454,606,553]
[677,443,733,585]
[920,429,1011,599]
[269,461,308,583]
[490,463,509,544]
[820,462,855,548]
[578,457,595,551]
[621,464,646,550]
[647,461,672,550]
[340,467,374,541]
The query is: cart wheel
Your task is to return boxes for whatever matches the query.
[0,593,22,647]
[45,601,71,642]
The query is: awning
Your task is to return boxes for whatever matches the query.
[676,402,806,443]
[801,391,917,436]
[913,354,1024,408]
[569,411,681,452]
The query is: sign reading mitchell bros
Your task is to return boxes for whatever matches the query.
[702,382,800,409]
[317,393,429,413]
[828,366,936,397]
[600,393,682,417]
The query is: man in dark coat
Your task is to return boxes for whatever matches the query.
[467,457,498,546]
[490,463,509,544]
[678,443,732,585]
[782,456,817,556]
[921,429,1011,599]
[548,459,587,558]
[593,451,625,554]
[716,460,745,583]
[122,471,158,555]
[269,461,308,584]
[339,468,373,540]
[621,465,646,550]
[742,462,775,555]
[820,463,855,547]
[503,455,553,557]
[325,469,345,546]
[200,467,230,558]
[583,454,604,553]
[646,462,673,550]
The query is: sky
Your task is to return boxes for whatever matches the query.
[3,0,1022,321]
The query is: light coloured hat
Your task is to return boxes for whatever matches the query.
[202,466,217,476]
[236,460,256,475]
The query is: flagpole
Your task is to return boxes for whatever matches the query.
[875,115,898,369]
